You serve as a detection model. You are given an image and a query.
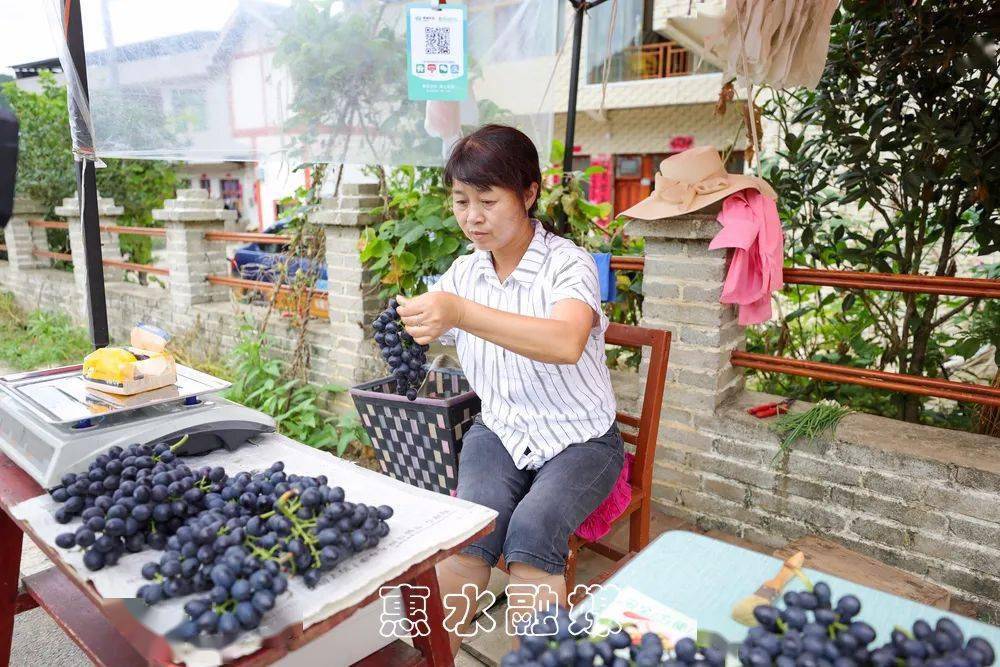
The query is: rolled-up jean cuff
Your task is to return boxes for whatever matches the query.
[460,543,498,567]
[504,549,566,575]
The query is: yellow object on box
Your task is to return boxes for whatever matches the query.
[82,324,177,395]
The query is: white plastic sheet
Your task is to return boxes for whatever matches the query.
[13,432,496,666]
[46,0,560,166]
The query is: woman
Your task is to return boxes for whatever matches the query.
[398,124,623,653]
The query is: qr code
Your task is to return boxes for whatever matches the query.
[424,26,450,54]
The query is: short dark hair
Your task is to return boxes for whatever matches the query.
[444,124,542,217]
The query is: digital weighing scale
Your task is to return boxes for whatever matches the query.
[0,363,276,488]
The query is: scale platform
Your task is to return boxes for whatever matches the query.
[0,364,276,488]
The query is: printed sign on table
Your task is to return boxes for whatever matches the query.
[407,4,467,101]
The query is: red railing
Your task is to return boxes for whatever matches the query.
[32,249,72,262]
[26,220,168,274]
[608,255,999,408]
[205,231,290,244]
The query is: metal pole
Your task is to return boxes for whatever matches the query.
[65,0,110,348]
[557,0,587,234]
[562,1,586,179]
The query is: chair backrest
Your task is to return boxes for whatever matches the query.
[604,323,671,493]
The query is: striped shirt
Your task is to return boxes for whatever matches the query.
[430,220,617,470]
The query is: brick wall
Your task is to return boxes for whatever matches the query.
[656,390,1000,618]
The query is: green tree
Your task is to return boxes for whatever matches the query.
[1,70,177,265]
[754,0,999,425]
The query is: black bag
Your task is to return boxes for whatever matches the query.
[0,105,19,230]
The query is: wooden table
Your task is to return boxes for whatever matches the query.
[0,453,493,666]
[577,530,1000,647]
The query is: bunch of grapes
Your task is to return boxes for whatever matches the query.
[172,556,287,639]
[48,452,394,643]
[740,582,996,667]
[499,606,726,667]
[50,438,213,571]
[372,298,429,401]
[739,583,877,667]
[870,617,995,667]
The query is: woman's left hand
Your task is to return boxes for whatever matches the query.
[397,293,466,345]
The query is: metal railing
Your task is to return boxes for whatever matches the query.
[608,254,1000,408]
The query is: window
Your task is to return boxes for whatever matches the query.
[585,0,645,84]
[171,88,208,133]
[615,155,642,178]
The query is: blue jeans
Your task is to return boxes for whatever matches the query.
[456,417,625,574]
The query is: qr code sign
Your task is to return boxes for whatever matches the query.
[424,26,450,54]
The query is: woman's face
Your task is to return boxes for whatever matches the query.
[451,180,538,252]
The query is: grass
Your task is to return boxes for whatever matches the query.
[0,292,92,371]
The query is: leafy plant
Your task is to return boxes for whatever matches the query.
[225,322,367,456]
[360,166,466,298]
[0,292,92,370]
[538,140,645,330]
[770,400,853,467]
[751,1,999,426]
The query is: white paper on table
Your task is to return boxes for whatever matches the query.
[12,432,497,666]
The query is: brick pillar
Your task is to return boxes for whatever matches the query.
[54,192,125,316]
[4,197,46,271]
[312,183,383,403]
[153,189,236,327]
[633,207,746,453]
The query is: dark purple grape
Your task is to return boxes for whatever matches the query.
[55,532,76,549]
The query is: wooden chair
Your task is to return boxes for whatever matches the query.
[496,322,672,602]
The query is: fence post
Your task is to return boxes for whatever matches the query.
[55,192,124,311]
[632,208,746,453]
[153,189,235,330]
[3,197,46,272]
[312,183,383,405]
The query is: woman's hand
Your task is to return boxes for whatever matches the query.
[397,293,467,345]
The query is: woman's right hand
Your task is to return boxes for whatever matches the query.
[396,293,466,345]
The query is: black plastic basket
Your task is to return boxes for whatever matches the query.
[349,368,481,495]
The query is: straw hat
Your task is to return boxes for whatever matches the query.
[620,146,776,220]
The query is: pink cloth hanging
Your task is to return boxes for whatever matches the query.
[447,451,635,543]
[709,189,784,325]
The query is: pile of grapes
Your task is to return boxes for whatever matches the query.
[47,440,394,642]
[499,606,726,667]
[740,582,996,667]
[500,585,997,667]
[372,298,429,401]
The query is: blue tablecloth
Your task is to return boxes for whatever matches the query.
[576,531,1000,648]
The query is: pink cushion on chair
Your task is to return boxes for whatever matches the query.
[574,451,634,542]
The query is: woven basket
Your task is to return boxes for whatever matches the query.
[349,368,480,495]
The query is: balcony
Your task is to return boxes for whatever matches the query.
[588,40,709,84]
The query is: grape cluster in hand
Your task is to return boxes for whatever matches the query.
[373,297,428,401]
[500,606,725,667]
[740,581,996,667]
[48,449,394,643]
